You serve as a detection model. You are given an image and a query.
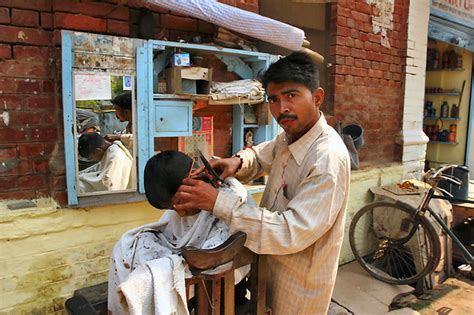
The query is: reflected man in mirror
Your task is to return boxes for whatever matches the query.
[104,92,133,152]
[76,109,101,171]
[77,132,133,193]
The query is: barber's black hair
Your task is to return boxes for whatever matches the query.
[144,151,193,209]
[112,91,132,110]
[261,52,319,92]
[78,132,104,158]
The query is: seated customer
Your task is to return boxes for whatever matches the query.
[78,132,133,193]
[108,151,252,315]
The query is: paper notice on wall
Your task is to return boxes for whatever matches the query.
[179,116,213,160]
[74,73,112,100]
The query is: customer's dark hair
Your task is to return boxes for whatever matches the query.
[144,151,193,209]
[262,52,319,92]
[112,91,132,110]
[78,132,104,158]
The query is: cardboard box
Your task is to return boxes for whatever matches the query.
[164,67,212,95]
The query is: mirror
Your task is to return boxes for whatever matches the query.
[73,72,136,196]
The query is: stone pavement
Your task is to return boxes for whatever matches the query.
[329,261,474,315]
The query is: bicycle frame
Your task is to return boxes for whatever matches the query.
[411,166,474,265]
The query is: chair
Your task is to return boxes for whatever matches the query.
[185,247,267,315]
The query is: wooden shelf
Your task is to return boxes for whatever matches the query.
[427,68,465,72]
[425,92,461,96]
[429,141,459,145]
[424,116,461,121]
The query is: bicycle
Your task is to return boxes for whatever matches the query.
[349,164,473,285]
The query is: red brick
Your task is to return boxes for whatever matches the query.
[338,26,351,37]
[13,45,50,61]
[0,146,17,159]
[335,55,345,65]
[27,96,54,110]
[0,96,22,111]
[0,43,11,59]
[34,159,49,173]
[368,69,383,78]
[50,175,66,191]
[354,39,364,49]
[18,143,45,158]
[54,13,106,33]
[351,48,366,59]
[16,79,41,94]
[10,111,55,126]
[0,59,50,78]
[335,45,350,56]
[0,160,33,176]
[0,7,9,23]
[337,16,346,27]
[354,58,363,67]
[40,12,53,29]
[17,174,45,189]
[11,8,39,27]
[345,37,355,47]
[355,2,372,14]
[345,56,354,66]
[52,190,68,206]
[368,33,380,43]
[42,80,54,93]
[338,6,351,17]
[0,0,51,11]
[236,1,259,13]
[219,0,236,5]
[108,6,129,21]
[352,11,370,23]
[30,126,57,142]
[106,19,129,36]
[0,190,38,200]
[160,14,197,32]
[55,1,128,20]
[0,127,29,142]
[0,176,18,190]
[0,25,51,45]
[351,67,367,77]
[350,28,359,39]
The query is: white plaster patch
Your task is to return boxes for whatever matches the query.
[0,111,9,126]
[366,0,394,48]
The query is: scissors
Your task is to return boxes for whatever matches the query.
[198,150,224,188]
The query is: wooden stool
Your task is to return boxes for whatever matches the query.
[185,248,267,315]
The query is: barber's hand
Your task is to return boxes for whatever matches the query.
[104,134,121,142]
[173,178,219,215]
[190,156,242,180]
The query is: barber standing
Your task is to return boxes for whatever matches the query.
[175,52,350,314]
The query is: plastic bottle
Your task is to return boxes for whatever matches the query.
[440,101,449,118]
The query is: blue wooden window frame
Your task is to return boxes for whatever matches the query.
[62,32,278,207]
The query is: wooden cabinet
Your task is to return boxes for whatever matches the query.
[153,100,192,137]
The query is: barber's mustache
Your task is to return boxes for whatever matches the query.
[277,113,297,123]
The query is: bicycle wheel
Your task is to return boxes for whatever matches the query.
[349,201,441,285]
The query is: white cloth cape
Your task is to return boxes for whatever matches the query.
[108,177,252,315]
[78,141,132,193]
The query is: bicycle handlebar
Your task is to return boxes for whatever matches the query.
[424,164,462,188]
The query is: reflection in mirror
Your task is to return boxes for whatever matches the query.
[73,73,136,195]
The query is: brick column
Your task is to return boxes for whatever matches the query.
[396,0,430,179]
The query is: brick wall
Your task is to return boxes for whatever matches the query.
[0,0,259,204]
[329,0,409,165]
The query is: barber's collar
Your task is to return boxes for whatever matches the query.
[286,112,327,166]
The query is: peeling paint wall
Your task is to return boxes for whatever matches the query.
[0,202,161,314]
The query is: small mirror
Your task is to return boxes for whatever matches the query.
[73,72,136,196]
